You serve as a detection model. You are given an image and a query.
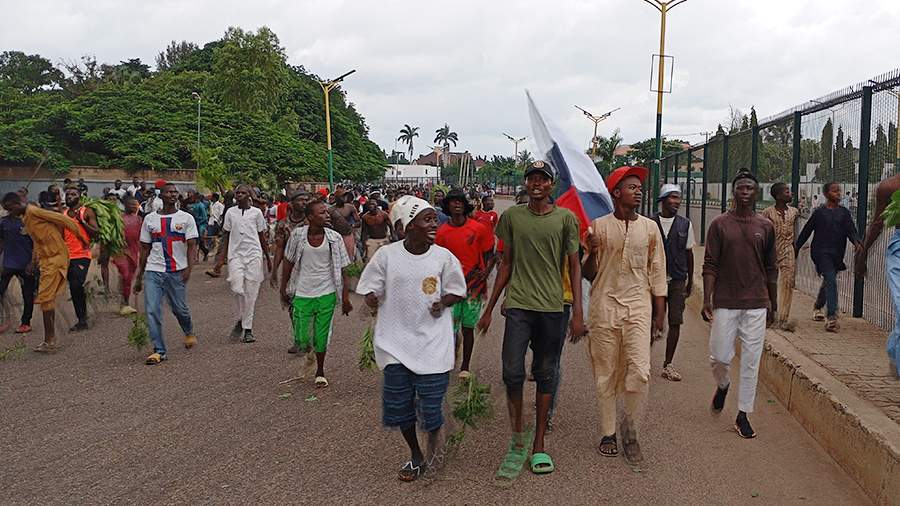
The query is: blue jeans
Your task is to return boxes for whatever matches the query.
[886,230,900,377]
[814,269,838,318]
[144,271,193,355]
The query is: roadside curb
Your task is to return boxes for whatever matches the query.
[760,329,900,506]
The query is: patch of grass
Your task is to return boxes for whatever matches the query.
[0,341,26,361]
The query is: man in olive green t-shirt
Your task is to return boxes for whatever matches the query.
[477,160,587,479]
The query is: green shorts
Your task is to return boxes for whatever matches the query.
[452,295,484,332]
[292,292,337,353]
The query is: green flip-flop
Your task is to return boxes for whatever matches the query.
[530,452,555,474]
[494,427,534,486]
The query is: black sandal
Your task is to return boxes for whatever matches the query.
[398,460,426,482]
[599,434,618,457]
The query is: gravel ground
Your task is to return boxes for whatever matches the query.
[0,199,869,505]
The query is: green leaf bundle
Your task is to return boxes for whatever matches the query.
[344,261,363,279]
[883,188,900,228]
[127,313,149,350]
[358,324,376,371]
[448,374,493,446]
[83,197,126,257]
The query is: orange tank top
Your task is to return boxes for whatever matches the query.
[64,207,92,260]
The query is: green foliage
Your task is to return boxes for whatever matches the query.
[194,147,232,192]
[817,119,833,182]
[883,188,900,228]
[448,375,493,446]
[155,40,200,71]
[357,325,376,371]
[344,261,363,279]
[212,26,288,116]
[0,27,387,183]
[83,197,126,256]
[0,51,64,94]
[127,313,150,350]
[627,137,689,167]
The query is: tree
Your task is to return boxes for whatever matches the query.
[59,55,104,97]
[211,26,288,115]
[517,149,534,167]
[101,59,151,86]
[0,51,63,94]
[155,40,199,71]
[872,123,888,183]
[433,124,458,166]
[816,118,833,182]
[590,129,626,177]
[397,124,419,163]
[627,137,689,167]
[727,105,747,133]
[833,126,845,181]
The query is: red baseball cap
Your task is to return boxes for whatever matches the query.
[606,166,648,192]
[154,179,168,189]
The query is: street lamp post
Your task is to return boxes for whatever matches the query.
[318,69,357,191]
[574,106,620,159]
[643,0,687,204]
[191,92,201,171]
[502,133,527,166]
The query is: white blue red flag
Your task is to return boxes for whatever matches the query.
[527,92,613,236]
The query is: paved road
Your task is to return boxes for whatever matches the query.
[0,199,869,504]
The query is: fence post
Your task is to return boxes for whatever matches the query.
[853,85,873,318]
[673,152,679,186]
[721,135,730,213]
[662,156,668,184]
[750,125,760,176]
[684,150,691,221]
[701,143,708,245]
[791,111,802,208]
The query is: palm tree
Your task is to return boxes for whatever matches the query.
[433,124,459,167]
[517,149,534,167]
[397,125,419,164]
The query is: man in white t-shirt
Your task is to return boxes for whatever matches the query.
[134,183,199,365]
[280,200,353,387]
[126,177,142,197]
[108,179,128,210]
[652,184,696,382]
[356,196,466,482]
[214,184,271,343]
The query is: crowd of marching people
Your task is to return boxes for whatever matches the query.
[1,162,897,483]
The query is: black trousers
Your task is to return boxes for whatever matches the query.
[68,258,91,323]
[0,267,37,325]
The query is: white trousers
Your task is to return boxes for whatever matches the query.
[228,257,264,330]
[709,308,767,413]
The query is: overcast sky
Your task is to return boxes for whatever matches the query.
[2,0,897,159]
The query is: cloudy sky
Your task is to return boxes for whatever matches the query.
[2,0,897,159]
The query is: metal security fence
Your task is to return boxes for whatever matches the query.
[655,68,900,331]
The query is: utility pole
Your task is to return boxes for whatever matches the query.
[191,92,201,171]
[644,0,687,204]
[502,133,527,166]
[574,105,620,159]
[318,69,356,191]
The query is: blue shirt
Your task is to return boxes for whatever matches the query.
[0,216,33,270]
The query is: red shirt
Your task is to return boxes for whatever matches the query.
[276,201,289,221]
[473,210,499,232]
[435,218,494,296]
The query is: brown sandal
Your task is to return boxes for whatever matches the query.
[599,435,618,457]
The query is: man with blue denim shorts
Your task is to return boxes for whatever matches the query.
[477,160,586,479]
[357,196,466,482]
[134,183,199,365]
[855,174,900,377]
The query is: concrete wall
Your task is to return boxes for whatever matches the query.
[0,165,198,197]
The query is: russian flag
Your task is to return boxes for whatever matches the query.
[527,92,613,236]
